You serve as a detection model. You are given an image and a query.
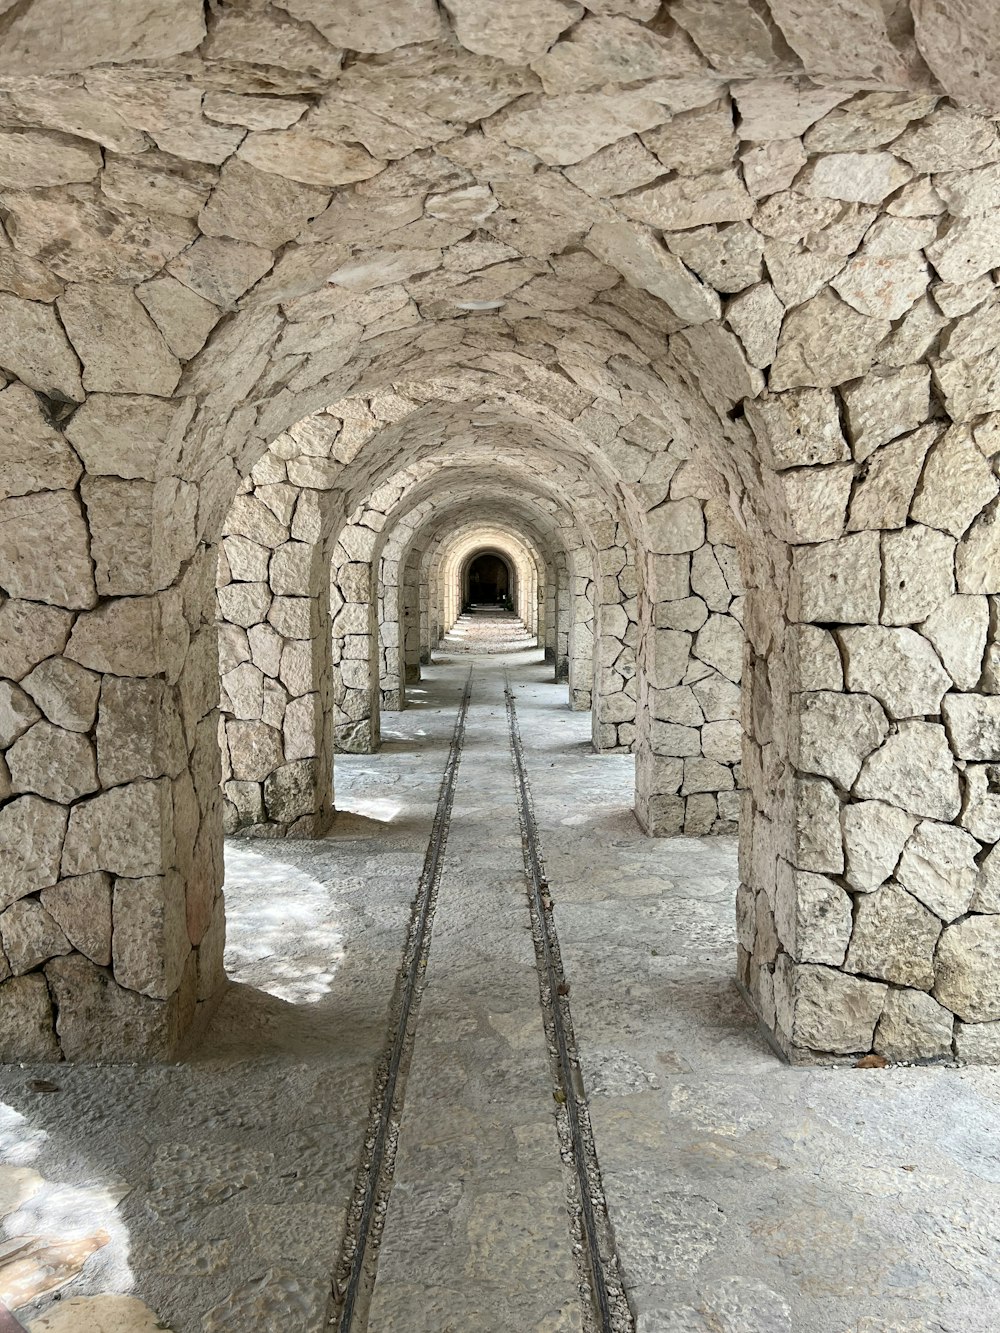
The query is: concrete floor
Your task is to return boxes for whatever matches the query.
[0,650,999,1331]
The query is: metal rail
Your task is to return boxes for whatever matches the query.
[334,666,474,1333]
[503,671,635,1333]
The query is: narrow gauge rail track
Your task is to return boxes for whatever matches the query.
[504,672,636,1333]
[332,666,475,1333]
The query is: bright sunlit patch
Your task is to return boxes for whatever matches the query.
[222,845,345,1004]
[336,795,405,822]
[0,1105,46,1167]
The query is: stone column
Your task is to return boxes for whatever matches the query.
[568,572,595,711]
[555,556,571,683]
[592,534,638,753]
[331,542,380,754]
[402,548,421,686]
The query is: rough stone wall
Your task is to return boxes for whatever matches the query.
[2,1,1000,1064]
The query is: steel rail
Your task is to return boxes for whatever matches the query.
[335,665,474,1333]
[503,671,635,1333]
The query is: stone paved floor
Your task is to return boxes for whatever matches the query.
[0,651,998,1330]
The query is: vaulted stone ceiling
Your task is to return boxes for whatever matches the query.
[1,0,999,1067]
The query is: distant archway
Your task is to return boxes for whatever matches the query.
[465,551,511,606]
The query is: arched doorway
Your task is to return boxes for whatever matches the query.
[466,552,510,606]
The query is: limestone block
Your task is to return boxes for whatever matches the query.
[795,691,888,791]
[0,681,40,749]
[199,158,331,249]
[40,873,112,967]
[270,542,313,596]
[956,501,1000,595]
[666,224,763,294]
[788,532,880,624]
[226,721,284,783]
[269,597,312,639]
[693,614,742,683]
[878,294,947,370]
[238,128,384,188]
[733,80,849,141]
[280,641,313,697]
[534,12,701,93]
[223,536,270,584]
[167,236,273,309]
[935,916,1000,1022]
[800,152,911,204]
[226,780,264,829]
[753,190,841,241]
[846,426,935,532]
[83,475,197,596]
[724,282,783,368]
[804,94,938,154]
[681,757,733,794]
[0,974,59,1061]
[769,290,890,391]
[136,274,220,361]
[650,721,701,757]
[0,292,83,402]
[0,490,96,610]
[692,673,741,721]
[760,238,846,308]
[909,8,1000,117]
[862,215,939,256]
[785,961,886,1054]
[221,663,265,722]
[942,695,1000,761]
[57,283,181,396]
[263,759,317,826]
[960,765,1000,844]
[854,722,961,820]
[832,252,929,320]
[62,780,172,880]
[935,350,1000,423]
[894,107,1000,173]
[913,426,1000,541]
[225,493,289,548]
[897,820,981,923]
[672,0,792,77]
[645,498,705,555]
[874,988,954,1062]
[791,777,844,874]
[787,625,843,692]
[67,591,187,680]
[113,873,189,999]
[283,693,318,761]
[689,547,731,612]
[20,658,100,733]
[846,883,941,989]
[0,383,82,499]
[0,795,68,910]
[7,721,99,804]
[939,294,1000,359]
[954,1020,1000,1063]
[621,168,754,230]
[740,139,808,197]
[933,276,994,317]
[586,221,719,326]
[774,463,853,543]
[0,898,70,974]
[45,953,181,1061]
[926,218,1000,285]
[919,594,989,690]
[701,719,741,762]
[841,365,931,462]
[838,626,952,719]
[881,525,956,625]
[217,582,272,630]
[842,799,917,892]
[775,866,852,966]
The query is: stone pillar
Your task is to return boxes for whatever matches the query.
[402,549,421,686]
[568,572,595,711]
[555,556,571,682]
[634,496,743,835]
[0,402,226,1059]
[331,543,380,754]
[592,535,638,753]
[217,480,333,836]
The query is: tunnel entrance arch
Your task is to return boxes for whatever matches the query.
[465,551,512,607]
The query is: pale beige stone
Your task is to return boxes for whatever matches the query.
[239,129,385,187]
[666,223,763,294]
[874,988,953,1061]
[910,425,1000,537]
[926,218,1000,285]
[882,525,956,625]
[61,780,172,880]
[788,532,880,624]
[898,820,981,922]
[0,795,68,910]
[27,1294,174,1332]
[919,595,989,690]
[786,961,886,1054]
[113,873,189,999]
[744,388,849,470]
[0,291,83,402]
[893,106,1000,173]
[0,490,96,610]
[166,236,274,309]
[0,600,72,681]
[724,282,783,368]
[842,799,916,892]
[135,276,221,362]
[0,973,59,1061]
[58,282,181,396]
[854,721,961,820]
[0,382,81,499]
[846,883,941,989]
[774,463,853,543]
[956,500,1000,595]
[621,168,753,230]
[791,777,844,874]
[847,426,935,532]
[0,681,40,749]
[841,368,932,462]
[942,695,1000,761]
[0,897,70,974]
[935,916,1000,1022]
[769,290,890,391]
[199,158,332,249]
[796,690,889,791]
[839,626,952,720]
[7,721,98,804]
[775,866,852,965]
[832,252,929,321]
[40,873,112,967]
[733,80,849,140]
